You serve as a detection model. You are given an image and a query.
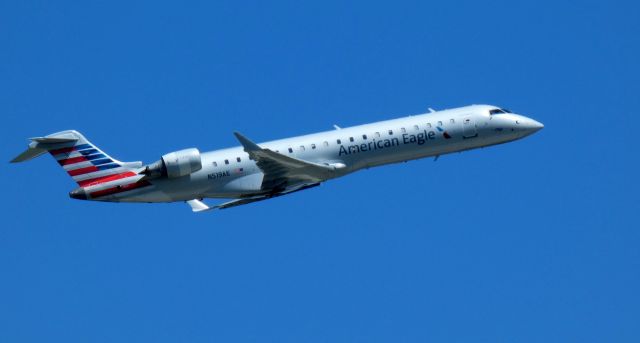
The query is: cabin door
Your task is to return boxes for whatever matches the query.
[462,116,478,139]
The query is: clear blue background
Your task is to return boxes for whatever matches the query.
[1,1,638,342]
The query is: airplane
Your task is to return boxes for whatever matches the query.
[11,104,543,212]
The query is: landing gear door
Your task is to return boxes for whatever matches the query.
[462,116,478,139]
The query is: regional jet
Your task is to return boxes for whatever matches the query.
[11,105,543,212]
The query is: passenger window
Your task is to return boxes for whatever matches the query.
[236,157,241,162]
[337,139,341,144]
[349,137,354,142]
[224,159,229,165]
[388,130,393,135]
[438,121,443,126]
[414,125,419,130]
[311,143,316,149]
[401,128,406,133]
[288,148,293,153]
[213,161,218,167]
[323,141,329,147]
[299,145,305,151]
[374,132,380,138]
[450,119,455,123]
[427,123,432,128]
[362,134,367,140]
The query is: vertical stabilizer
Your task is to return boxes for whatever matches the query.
[11,130,143,187]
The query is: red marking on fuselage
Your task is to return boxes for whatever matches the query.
[78,171,137,187]
[89,181,151,198]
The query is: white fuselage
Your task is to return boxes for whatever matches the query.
[112,104,543,203]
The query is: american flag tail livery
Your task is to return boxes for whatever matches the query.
[11,130,148,199]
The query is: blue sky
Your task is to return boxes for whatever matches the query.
[1,0,639,342]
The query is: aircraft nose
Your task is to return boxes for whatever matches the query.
[516,116,544,135]
[525,118,544,132]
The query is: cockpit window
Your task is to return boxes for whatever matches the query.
[489,109,505,115]
[501,108,512,113]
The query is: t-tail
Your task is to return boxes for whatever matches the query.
[11,130,146,200]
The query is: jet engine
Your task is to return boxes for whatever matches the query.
[143,148,202,179]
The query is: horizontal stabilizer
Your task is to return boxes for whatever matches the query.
[11,147,48,163]
[11,135,80,163]
[30,137,78,144]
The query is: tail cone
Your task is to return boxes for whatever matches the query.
[69,188,87,200]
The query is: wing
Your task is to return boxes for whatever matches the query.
[185,132,343,213]
[233,131,339,191]
[185,183,321,212]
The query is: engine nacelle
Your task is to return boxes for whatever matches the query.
[145,148,202,179]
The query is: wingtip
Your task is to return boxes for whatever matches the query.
[233,131,261,152]
[186,199,215,213]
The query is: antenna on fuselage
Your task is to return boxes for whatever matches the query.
[428,108,436,113]
[333,124,342,130]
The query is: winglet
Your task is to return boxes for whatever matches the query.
[233,132,262,152]
[186,199,214,213]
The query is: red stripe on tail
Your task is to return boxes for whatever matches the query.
[68,166,99,176]
[58,156,88,165]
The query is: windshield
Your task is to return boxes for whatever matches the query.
[489,108,512,115]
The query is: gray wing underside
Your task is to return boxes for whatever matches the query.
[217,182,321,209]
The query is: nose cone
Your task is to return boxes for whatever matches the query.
[525,118,544,132]
[517,116,544,136]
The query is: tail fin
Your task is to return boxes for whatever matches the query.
[11,130,143,186]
